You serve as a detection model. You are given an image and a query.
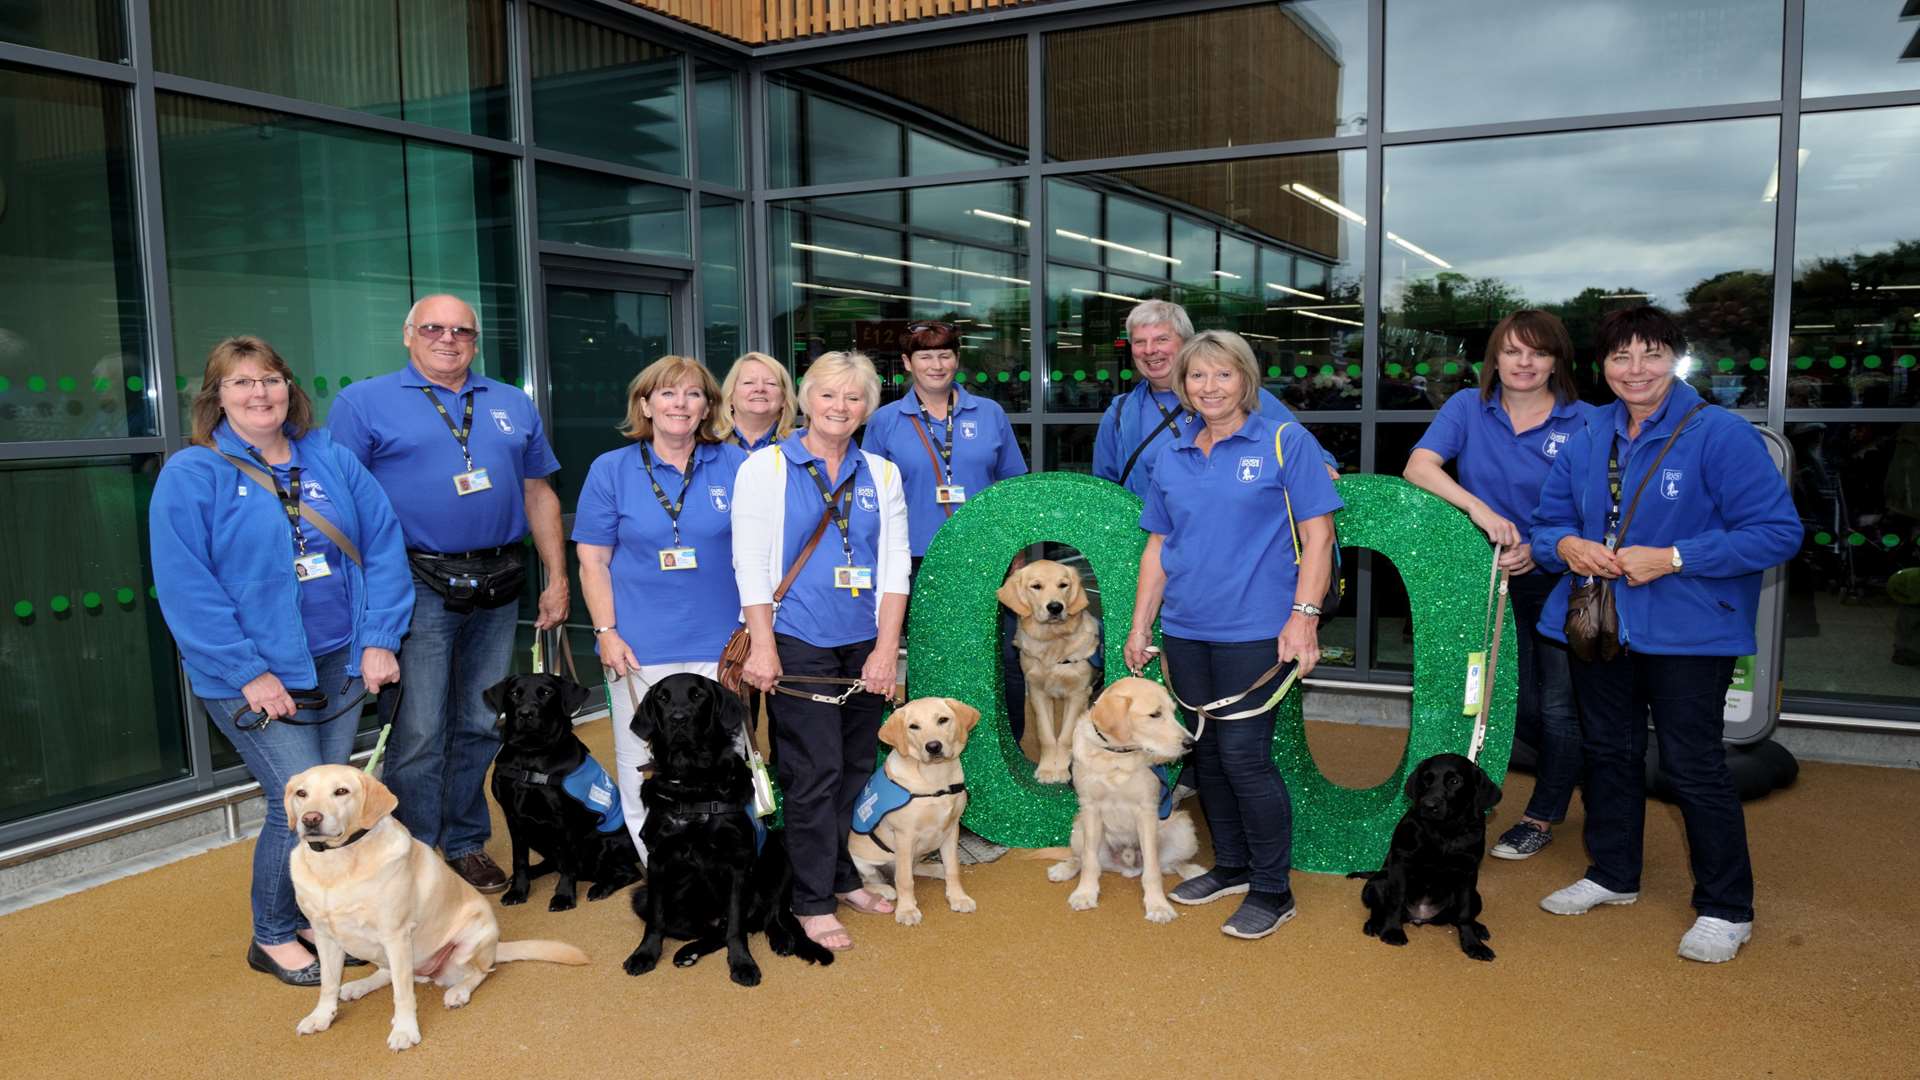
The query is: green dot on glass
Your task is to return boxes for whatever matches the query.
[1899,355,1917,370]
[1716,358,1735,372]
[58,376,76,392]
[1864,355,1883,370]
[27,375,46,392]
[314,376,330,394]
[1829,357,1848,370]
[1414,363,1430,376]
[1442,362,1459,376]
[1051,371,1064,381]
[1071,370,1086,382]
[974,372,987,383]
[891,373,904,384]
[148,585,158,598]
[1848,533,1866,546]
[93,377,111,392]
[50,595,69,613]
[12,601,31,618]
[1119,370,1133,380]
[1267,366,1282,378]
[176,375,189,390]
[82,592,101,610]
[1794,356,1813,370]
[1749,357,1766,371]
[1095,369,1109,381]
[0,376,10,392]
[1320,365,1334,376]
[339,375,354,387]
[1814,531,1833,545]
[996,371,1010,383]
[1018,371,1032,382]
[1386,364,1404,377]
[1292,365,1308,378]
[1882,534,1900,548]
[1347,364,1361,378]
[116,587,135,604]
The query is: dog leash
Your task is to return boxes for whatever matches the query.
[1467,546,1510,765]
[624,670,779,819]
[1140,649,1301,746]
[235,678,368,731]
[769,675,875,706]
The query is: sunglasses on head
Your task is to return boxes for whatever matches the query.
[906,321,953,335]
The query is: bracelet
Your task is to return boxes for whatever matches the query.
[593,625,617,635]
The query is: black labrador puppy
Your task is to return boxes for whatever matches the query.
[624,673,832,986]
[485,672,643,911]
[1352,752,1502,961]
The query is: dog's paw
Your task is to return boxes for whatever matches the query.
[1144,900,1177,924]
[869,882,897,902]
[1380,927,1409,947]
[547,892,577,913]
[895,904,923,927]
[586,882,619,901]
[1034,764,1071,784]
[729,959,762,988]
[1464,941,1496,962]
[1470,921,1492,941]
[443,985,472,1009]
[295,1008,335,1036]
[338,975,382,1002]
[1068,885,1100,911]
[948,893,977,914]
[1362,917,1383,938]
[386,1020,421,1052]
[1046,861,1078,883]
[499,886,529,906]
[623,946,660,977]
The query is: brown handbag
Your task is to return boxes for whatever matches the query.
[1564,402,1708,663]
[718,507,833,694]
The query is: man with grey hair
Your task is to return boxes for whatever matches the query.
[327,293,568,893]
[1093,300,1329,497]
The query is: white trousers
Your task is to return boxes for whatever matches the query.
[606,661,719,864]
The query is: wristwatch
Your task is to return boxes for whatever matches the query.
[593,625,617,635]
[1292,602,1324,618]
[1669,547,1684,573]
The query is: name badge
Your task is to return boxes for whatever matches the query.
[454,467,492,495]
[658,546,697,571]
[834,565,875,592]
[935,484,967,505]
[294,552,332,581]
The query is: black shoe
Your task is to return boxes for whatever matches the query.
[247,941,322,987]
[1221,893,1297,940]
[297,934,369,967]
[1169,867,1252,906]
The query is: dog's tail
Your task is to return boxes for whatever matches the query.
[496,939,589,966]
[1019,846,1073,861]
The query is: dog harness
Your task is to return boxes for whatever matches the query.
[494,756,625,834]
[851,771,967,854]
[1065,758,1176,821]
[648,781,768,854]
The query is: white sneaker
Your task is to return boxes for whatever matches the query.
[1678,916,1752,963]
[1540,878,1640,915]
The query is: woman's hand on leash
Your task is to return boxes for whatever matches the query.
[861,649,898,700]
[1471,507,1523,549]
[241,671,297,719]
[1496,544,1536,575]
[1279,614,1321,677]
[1123,628,1155,675]
[596,632,639,679]
[1557,536,1622,579]
[360,647,399,692]
[744,642,781,694]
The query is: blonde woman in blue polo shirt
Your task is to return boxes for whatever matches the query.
[574,356,748,860]
[733,350,911,953]
[1124,330,1342,940]
[718,351,797,453]
[1404,309,1587,862]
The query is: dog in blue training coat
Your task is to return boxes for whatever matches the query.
[847,697,981,926]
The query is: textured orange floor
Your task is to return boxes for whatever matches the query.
[0,719,1913,1079]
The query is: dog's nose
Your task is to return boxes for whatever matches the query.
[925,741,943,757]
[301,811,323,831]
[1046,600,1064,615]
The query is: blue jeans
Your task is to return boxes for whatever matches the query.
[1161,635,1294,895]
[381,579,518,858]
[203,647,361,945]
[1570,650,1753,922]
[1509,571,1580,823]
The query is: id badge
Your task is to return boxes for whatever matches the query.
[834,565,875,591]
[454,467,493,495]
[935,484,967,505]
[294,552,332,581]
[658,546,698,571]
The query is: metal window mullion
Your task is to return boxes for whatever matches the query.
[1377,100,1788,148]
[510,0,550,418]
[1797,87,1920,114]
[684,51,705,362]
[1039,136,1366,177]
[758,165,1030,202]
[531,147,699,191]
[0,437,169,462]
[1352,0,1386,679]
[0,40,137,82]
[1028,27,1047,467]
[748,63,771,356]
[1766,0,1807,435]
[148,71,524,159]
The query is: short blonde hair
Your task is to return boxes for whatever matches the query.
[618,356,726,443]
[717,352,796,440]
[799,351,881,425]
[191,336,313,448]
[1173,330,1262,416]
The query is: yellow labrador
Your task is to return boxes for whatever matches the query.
[997,559,1100,784]
[285,765,587,1052]
[848,697,979,926]
[1046,678,1204,923]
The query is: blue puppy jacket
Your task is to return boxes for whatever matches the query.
[559,756,625,834]
[852,770,912,835]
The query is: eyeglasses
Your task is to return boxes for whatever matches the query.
[222,376,288,392]
[906,321,952,335]
[411,323,479,342]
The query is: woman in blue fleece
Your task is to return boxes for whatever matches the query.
[1529,307,1799,964]
[150,336,412,986]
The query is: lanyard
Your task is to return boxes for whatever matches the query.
[640,444,699,546]
[907,391,956,483]
[249,447,308,555]
[800,459,858,566]
[417,385,476,470]
[1603,434,1625,550]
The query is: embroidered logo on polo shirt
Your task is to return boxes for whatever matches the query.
[1661,469,1683,500]
[1237,456,1263,483]
[856,486,878,512]
[1543,430,1569,457]
[709,485,729,512]
[959,419,979,440]
[491,408,514,434]
[301,479,328,503]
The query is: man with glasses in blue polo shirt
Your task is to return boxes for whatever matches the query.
[327,293,569,893]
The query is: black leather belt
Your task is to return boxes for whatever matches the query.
[408,544,515,561]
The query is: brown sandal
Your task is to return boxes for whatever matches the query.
[836,889,895,916]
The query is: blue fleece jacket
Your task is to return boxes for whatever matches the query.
[149,423,414,699]
[1529,380,1800,656]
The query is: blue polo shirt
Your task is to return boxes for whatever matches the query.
[1414,387,1589,547]
[773,432,885,648]
[1094,383,1323,498]
[1140,412,1343,642]
[268,447,354,657]
[861,387,1027,555]
[571,440,750,665]
[730,426,780,453]
[327,362,561,553]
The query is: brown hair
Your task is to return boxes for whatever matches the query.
[618,355,727,443]
[1481,310,1579,404]
[904,321,959,354]
[190,336,312,448]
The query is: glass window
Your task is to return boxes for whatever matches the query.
[701,198,743,365]
[1783,422,1920,706]
[151,0,509,139]
[1,1,124,62]
[1787,106,1920,409]
[695,61,742,187]
[158,95,521,426]
[1385,0,1783,132]
[536,163,690,258]
[1802,0,1920,99]
[1046,0,1365,159]
[1045,150,1367,416]
[544,281,674,512]
[0,67,150,443]
[768,37,1026,188]
[0,455,188,825]
[1382,119,1778,410]
[1043,423,1097,474]
[771,180,1030,413]
[530,5,685,175]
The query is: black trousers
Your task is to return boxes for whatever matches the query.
[768,634,887,915]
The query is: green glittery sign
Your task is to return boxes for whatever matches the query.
[908,471,1514,875]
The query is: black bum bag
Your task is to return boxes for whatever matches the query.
[408,546,526,613]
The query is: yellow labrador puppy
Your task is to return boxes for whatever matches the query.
[997,559,1100,784]
[848,697,980,926]
[285,765,587,1052]
[1047,678,1204,923]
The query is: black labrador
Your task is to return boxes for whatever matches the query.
[485,672,643,911]
[623,673,832,986]
[1351,752,1502,961]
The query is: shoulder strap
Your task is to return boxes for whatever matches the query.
[1275,423,1302,566]
[222,452,364,566]
[768,449,832,606]
[1118,391,1184,486]
[1616,402,1709,542]
[909,416,954,518]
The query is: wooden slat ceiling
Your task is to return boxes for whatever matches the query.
[628,0,1050,45]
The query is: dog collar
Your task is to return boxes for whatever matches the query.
[663,800,736,817]
[307,827,370,853]
[1092,727,1140,754]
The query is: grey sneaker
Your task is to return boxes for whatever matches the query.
[1169,867,1251,906]
[1678,916,1752,963]
[1221,894,1297,940]
[1540,877,1639,915]
[1491,821,1553,860]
